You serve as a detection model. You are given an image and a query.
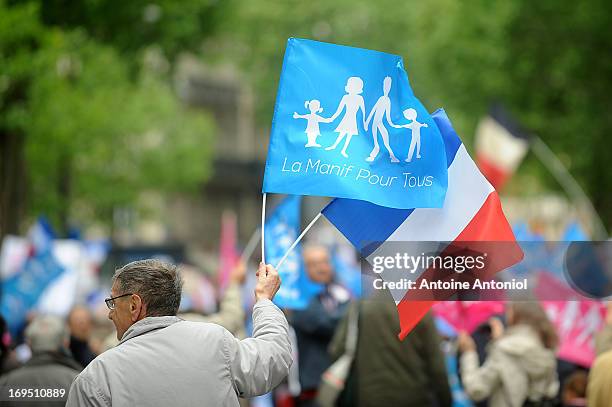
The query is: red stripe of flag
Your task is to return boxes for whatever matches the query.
[397,192,522,339]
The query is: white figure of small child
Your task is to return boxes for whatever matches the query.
[293,100,330,148]
[392,108,428,162]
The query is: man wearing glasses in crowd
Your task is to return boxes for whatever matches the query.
[66,259,291,406]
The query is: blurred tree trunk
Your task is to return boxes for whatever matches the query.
[0,131,26,240]
[58,153,71,236]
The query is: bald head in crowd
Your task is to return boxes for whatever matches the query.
[303,244,334,285]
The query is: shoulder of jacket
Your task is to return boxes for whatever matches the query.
[178,319,228,333]
[593,349,612,369]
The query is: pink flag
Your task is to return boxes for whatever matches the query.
[218,211,239,292]
[433,301,506,334]
[535,271,605,367]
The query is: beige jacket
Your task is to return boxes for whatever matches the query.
[460,325,559,407]
[588,349,612,407]
[594,324,612,356]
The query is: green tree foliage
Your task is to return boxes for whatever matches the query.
[3,0,610,235]
[214,0,612,230]
[39,0,228,60]
[0,1,215,235]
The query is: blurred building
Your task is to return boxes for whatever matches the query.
[503,194,588,239]
[108,56,268,257]
[167,56,266,251]
[103,55,366,267]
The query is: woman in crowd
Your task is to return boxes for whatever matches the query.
[458,302,559,407]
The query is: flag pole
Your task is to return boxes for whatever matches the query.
[275,212,322,271]
[261,193,267,264]
[530,136,608,239]
[240,227,261,266]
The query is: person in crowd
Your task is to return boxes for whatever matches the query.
[0,315,19,375]
[458,302,559,407]
[560,370,587,407]
[465,317,505,407]
[290,244,350,406]
[587,302,612,407]
[587,348,612,407]
[180,260,248,338]
[100,260,250,352]
[67,305,97,367]
[330,290,452,407]
[557,360,586,406]
[0,315,82,407]
[66,259,291,406]
[594,302,612,355]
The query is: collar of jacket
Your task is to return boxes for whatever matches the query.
[119,316,182,344]
[503,324,540,340]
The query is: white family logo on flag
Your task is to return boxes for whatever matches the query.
[293,76,428,163]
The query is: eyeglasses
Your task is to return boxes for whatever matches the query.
[104,293,133,310]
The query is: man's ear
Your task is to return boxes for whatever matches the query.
[129,294,146,322]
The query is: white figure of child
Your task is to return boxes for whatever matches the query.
[293,100,329,147]
[391,108,428,162]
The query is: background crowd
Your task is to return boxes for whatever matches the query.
[2,240,612,406]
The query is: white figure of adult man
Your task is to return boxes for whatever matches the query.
[365,76,400,163]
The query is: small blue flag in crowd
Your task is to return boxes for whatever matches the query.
[263,38,448,209]
[562,221,589,241]
[0,219,65,336]
[28,216,55,254]
[264,195,322,309]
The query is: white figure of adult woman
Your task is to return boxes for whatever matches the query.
[324,77,366,158]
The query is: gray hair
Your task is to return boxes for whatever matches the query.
[112,259,183,317]
[25,315,68,353]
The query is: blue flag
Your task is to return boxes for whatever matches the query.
[511,222,544,242]
[263,38,448,209]
[562,221,589,241]
[264,195,322,309]
[0,246,65,336]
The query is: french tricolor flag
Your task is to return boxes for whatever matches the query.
[323,108,523,339]
[475,105,530,190]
